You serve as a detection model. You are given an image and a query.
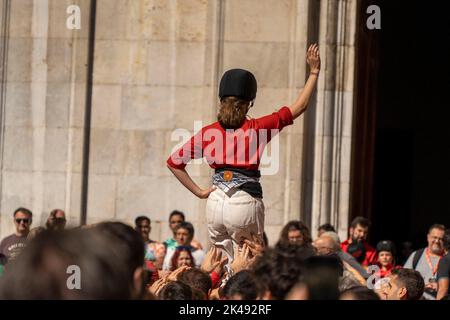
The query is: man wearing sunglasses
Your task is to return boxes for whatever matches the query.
[0,207,32,264]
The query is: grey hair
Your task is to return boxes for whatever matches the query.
[321,231,341,251]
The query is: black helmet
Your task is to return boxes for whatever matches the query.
[376,240,396,255]
[219,69,257,101]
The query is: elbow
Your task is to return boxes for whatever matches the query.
[291,104,308,120]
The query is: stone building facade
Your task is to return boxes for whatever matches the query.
[0,0,358,245]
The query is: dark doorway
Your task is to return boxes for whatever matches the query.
[352,0,450,253]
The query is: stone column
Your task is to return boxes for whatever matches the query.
[88,0,218,244]
[302,0,357,241]
[0,0,89,238]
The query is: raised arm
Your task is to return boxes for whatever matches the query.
[289,44,321,120]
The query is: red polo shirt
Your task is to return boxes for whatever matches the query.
[167,106,293,170]
[341,239,378,267]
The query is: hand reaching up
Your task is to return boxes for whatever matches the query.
[166,265,191,282]
[201,246,228,275]
[230,243,254,274]
[149,278,167,297]
[243,233,265,259]
[306,43,321,73]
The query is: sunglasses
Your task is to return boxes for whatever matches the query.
[15,218,30,224]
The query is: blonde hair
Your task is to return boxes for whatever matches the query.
[217,96,250,129]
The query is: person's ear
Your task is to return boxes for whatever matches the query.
[398,287,408,300]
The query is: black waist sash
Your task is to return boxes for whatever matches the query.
[214,167,263,198]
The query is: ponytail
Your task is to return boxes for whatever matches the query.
[217,97,250,129]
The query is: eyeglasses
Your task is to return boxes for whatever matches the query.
[15,218,30,224]
[430,236,444,242]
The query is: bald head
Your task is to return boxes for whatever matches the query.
[321,231,341,245]
[314,236,338,256]
[314,231,341,255]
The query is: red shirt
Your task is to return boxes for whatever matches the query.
[167,106,293,170]
[144,260,160,282]
[340,239,378,267]
[375,263,402,278]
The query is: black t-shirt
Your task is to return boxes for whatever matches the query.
[437,254,450,280]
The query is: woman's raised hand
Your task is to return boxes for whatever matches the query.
[306,43,321,73]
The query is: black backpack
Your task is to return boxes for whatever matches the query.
[412,248,425,270]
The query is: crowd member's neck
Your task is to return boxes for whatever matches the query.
[178,241,192,248]
[427,245,443,257]
[381,263,393,272]
[15,229,29,237]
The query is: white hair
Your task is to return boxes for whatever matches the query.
[321,231,341,251]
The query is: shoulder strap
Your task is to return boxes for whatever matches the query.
[413,248,425,270]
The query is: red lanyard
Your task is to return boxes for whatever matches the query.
[425,248,441,276]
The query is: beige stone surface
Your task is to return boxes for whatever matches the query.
[5,83,32,127]
[67,173,83,225]
[43,128,69,172]
[121,85,175,130]
[264,224,283,246]
[94,0,210,42]
[7,38,33,82]
[2,126,34,171]
[224,0,293,43]
[45,82,71,128]
[0,0,358,247]
[9,0,33,38]
[48,0,90,39]
[146,41,206,86]
[87,174,118,222]
[0,171,34,237]
[41,172,67,218]
[92,84,122,129]
[222,42,290,89]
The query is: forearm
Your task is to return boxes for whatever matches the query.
[289,72,319,120]
[167,165,201,197]
[437,278,449,300]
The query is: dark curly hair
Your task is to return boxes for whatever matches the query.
[252,244,315,300]
[277,220,312,246]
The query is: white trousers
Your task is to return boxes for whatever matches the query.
[206,188,265,265]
